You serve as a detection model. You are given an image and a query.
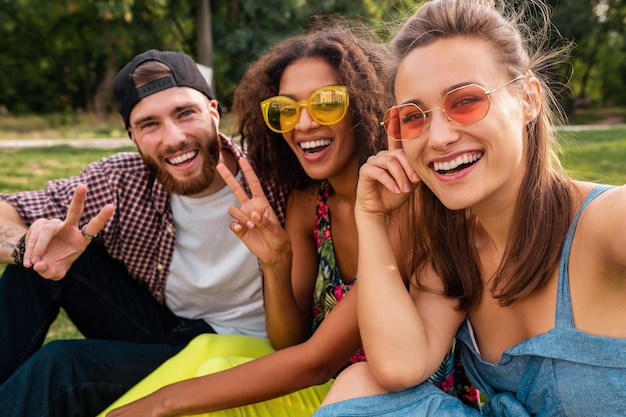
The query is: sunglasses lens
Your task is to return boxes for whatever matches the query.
[444,85,490,125]
[383,104,425,140]
[261,86,349,133]
[262,97,297,133]
[309,87,348,125]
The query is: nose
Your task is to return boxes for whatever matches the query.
[162,119,186,146]
[425,108,459,148]
[295,105,319,132]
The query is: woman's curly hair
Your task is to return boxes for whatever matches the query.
[232,22,389,194]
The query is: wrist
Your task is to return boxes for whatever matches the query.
[355,208,389,225]
[11,233,26,266]
[260,248,292,271]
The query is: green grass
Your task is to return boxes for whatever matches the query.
[0,145,134,192]
[0,111,239,140]
[557,128,626,185]
[0,124,624,344]
[0,145,135,342]
[0,113,127,140]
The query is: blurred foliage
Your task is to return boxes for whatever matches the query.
[548,0,626,110]
[1,0,626,120]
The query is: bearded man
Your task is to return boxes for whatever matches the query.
[0,50,285,417]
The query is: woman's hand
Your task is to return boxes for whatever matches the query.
[355,148,420,219]
[105,389,174,417]
[217,158,291,265]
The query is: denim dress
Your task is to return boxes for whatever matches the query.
[313,185,626,417]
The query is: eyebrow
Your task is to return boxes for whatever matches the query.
[277,84,337,100]
[398,80,482,106]
[276,92,302,101]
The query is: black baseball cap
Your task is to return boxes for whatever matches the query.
[113,49,219,127]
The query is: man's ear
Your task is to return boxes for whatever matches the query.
[523,76,541,124]
[127,128,137,146]
[209,100,221,130]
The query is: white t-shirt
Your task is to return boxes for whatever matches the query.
[164,180,266,337]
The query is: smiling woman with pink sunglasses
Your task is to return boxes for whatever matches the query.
[313,1,626,416]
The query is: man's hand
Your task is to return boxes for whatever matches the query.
[23,184,114,280]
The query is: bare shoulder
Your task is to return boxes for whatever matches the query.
[572,181,626,267]
[568,182,626,337]
[573,181,626,221]
[285,184,319,233]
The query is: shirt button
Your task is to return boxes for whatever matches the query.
[156,263,165,271]
[166,225,175,234]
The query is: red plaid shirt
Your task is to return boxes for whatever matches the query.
[0,134,286,303]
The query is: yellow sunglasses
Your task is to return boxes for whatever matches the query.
[260,85,349,133]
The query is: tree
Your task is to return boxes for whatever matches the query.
[0,0,418,114]
[549,0,626,110]
[3,0,625,117]
[197,0,213,69]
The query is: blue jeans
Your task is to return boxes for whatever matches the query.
[0,243,214,417]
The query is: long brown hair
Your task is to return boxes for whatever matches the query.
[394,0,572,310]
[232,22,389,195]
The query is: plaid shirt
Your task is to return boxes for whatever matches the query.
[0,133,287,303]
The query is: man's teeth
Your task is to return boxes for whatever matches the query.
[300,139,332,150]
[433,152,483,172]
[168,151,198,165]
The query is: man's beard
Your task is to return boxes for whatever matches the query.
[141,134,221,196]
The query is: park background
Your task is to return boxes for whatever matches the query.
[2,0,626,120]
[1,0,625,340]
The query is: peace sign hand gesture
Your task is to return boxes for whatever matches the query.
[217,158,291,266]
[23,184,114,280]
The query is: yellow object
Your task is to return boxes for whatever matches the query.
[98,334,333,417]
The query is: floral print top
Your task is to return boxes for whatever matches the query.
[310,180,365,368]
[308,181,484,408]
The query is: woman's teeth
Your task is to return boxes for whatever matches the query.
[168,150,198,166]
[433,152,483,173]
[300,139,332,153]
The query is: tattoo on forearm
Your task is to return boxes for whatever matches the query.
[0,226,24,245]
[0,242,16,251]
